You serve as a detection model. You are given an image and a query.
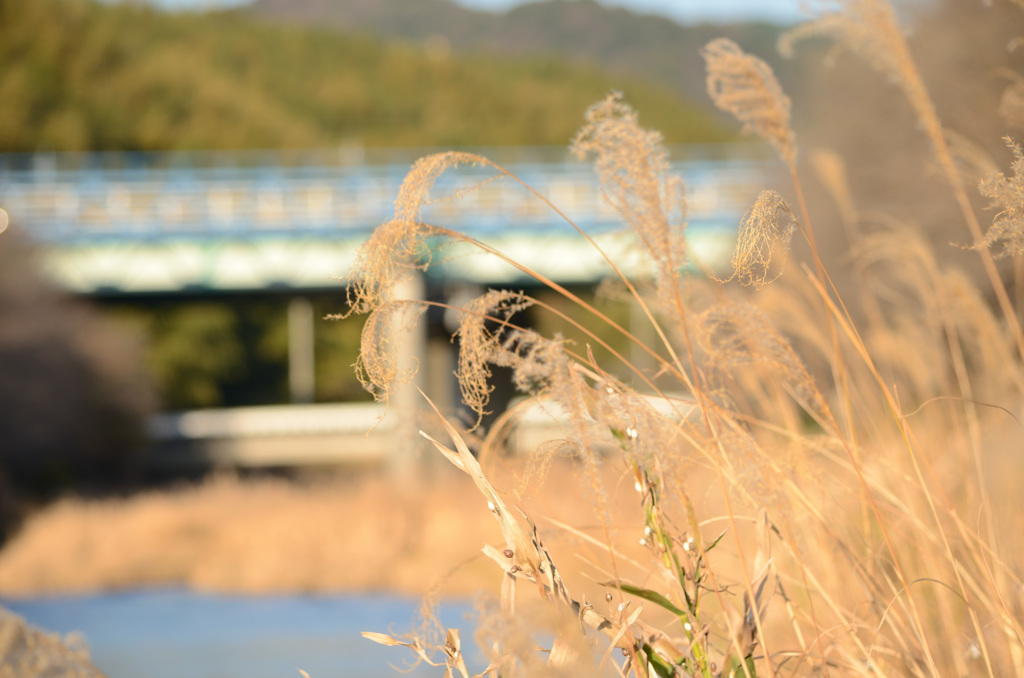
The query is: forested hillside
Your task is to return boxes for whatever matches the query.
[0,0,727,151]
[248,0,793,112]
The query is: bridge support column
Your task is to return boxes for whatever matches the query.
[288,296,315,404]
[629,298,657,375]
[390,272,426,483]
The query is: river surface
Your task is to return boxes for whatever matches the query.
[1,589,477,678]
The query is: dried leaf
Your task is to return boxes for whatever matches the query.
[362,631,410,647]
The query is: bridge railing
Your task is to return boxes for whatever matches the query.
[0,145,778,244]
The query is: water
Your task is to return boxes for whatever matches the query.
[1,589,477,678]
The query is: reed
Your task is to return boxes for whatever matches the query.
[359,3,1024,675]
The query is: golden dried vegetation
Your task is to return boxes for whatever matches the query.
[350,1,1024,676]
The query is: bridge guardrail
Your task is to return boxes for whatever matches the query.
[0,146,777,244]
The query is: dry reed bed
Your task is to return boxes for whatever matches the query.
[345,2,1024,675]
[0,462,660,599]
[0,606,104,678]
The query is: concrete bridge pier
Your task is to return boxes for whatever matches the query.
[389,272,427,482]
[287,296,315,404]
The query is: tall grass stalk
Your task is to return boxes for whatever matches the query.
[357,3,1024,675]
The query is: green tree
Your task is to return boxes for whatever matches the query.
[0,0,728,151]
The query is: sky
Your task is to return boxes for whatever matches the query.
[150,0,808,25]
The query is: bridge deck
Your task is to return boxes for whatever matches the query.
[145,396,699,469]
[148,402,396,469]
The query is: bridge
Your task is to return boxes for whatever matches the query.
[0,145,777,470]
[0,144,773,292]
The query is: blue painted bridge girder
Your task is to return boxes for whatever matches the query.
[0,146,777,293]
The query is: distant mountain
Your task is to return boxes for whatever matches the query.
[245,0,799,111]
[247,0,489,39]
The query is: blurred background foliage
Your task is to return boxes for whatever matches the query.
[0,230,154,536]
[109,296,369,411]
[0,0,729,151]
[246,0,797,124]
